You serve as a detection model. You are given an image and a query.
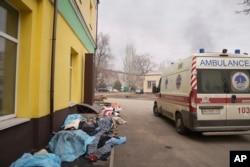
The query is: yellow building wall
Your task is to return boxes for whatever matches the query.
[8,0,89,118]
[10,0,54,118]
[75,0,97,39]
[54,14,88,110]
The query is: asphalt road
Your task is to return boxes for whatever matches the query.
[105,97,250,167]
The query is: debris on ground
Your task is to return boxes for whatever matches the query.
[10,95,126,167]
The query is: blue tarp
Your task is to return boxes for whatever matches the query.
[62,114,86,128]
[10,153,61,167]
[49,129,95,162]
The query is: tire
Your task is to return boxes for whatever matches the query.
[153,105,160,116]
[175,113,188,135]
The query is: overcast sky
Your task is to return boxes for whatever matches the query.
[98,0,250,70]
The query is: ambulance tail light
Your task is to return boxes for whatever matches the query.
[190,97,197,112]
[189,90,197,113]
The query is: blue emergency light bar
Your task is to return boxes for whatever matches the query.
[199,48,205,53]
[199,48,242,54]
[235,49,240,54]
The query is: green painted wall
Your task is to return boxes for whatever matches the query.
[58,0,95,53]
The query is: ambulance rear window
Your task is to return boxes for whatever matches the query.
[197,69,250,94]
[197,70,224,93]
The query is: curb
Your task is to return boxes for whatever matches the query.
[109,148,114,167]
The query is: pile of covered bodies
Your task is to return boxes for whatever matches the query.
[10,102,126,167]
[49,102,127,163]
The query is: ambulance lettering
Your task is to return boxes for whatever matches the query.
[238,107,250,114]
[200,59,250,67]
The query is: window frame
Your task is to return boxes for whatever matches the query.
[147,80,156,89]
[0,1,19,121]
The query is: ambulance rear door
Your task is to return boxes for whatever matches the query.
[196,69,228,127]
[196,57,250,131]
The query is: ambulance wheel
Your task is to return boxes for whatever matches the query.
[175,113,188,135]
[153,105,160,116]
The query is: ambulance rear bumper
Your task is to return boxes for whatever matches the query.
[194,125,250,131]
[202,130,250,136]
[193,125,250,135]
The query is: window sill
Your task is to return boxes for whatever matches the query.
[0,118,30,131]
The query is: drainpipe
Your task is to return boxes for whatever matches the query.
[95,0,100,51]
[94,0,100,92]
[50,0,58,134]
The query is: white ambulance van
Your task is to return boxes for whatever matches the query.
[153,49,250,135]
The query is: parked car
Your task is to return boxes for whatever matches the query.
[135,88,144,94]
[98,88,109,92]
[112,89,118,92]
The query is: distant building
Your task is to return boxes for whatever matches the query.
[97,69,127,90]
[0,0,99,166]
[143,71,162,93]
[99,69,144,91]
[97,69,162,93]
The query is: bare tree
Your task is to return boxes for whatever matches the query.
[95,33,113,89]
[236,0,250,14]
[157,60,174,70]
[122,44,156,90]
[122,44,137,89]
[135,53,156,75]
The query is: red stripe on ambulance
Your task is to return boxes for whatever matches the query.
[191,56,197,89]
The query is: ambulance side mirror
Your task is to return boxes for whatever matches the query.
[152,86,160,94]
